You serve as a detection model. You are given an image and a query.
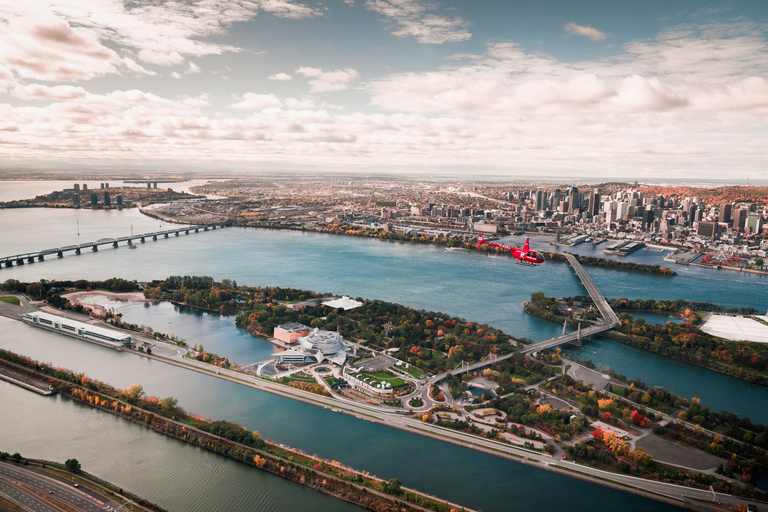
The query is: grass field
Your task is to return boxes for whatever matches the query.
[360,371,406,387]
[0,296,20,306]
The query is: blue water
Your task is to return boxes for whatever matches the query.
[116,300,275,364]
[0,316,682,512]
[3,206,768,510]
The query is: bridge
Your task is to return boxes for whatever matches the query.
[0,224,229,268]
[430,253,618,381]
[521,253,618,355]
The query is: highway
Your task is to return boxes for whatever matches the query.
[0,461,126,512]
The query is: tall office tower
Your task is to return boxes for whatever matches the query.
[746,214,763,234]
[718,203,732,224]
[567,186,579,212]
[73,193,80,206]
[591,189,600,216]
[90,193,98,206]
[535,190,544,210]
[732,208,747,231]
[103,191,111,207]
[74,183,80,191]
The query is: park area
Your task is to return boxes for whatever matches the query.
[359,371,406,388]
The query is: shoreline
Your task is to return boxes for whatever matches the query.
[0,352,471,512]
[9,305,757,512]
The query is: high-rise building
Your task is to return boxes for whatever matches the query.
[103,191,111,207]
[590,188,600,216]
[74,183,80,191]
[116,195,124,207]
[90,193,98,207]
[72,193,80,206]
[746,214,763,234]
[718,203,732,224]
[83,184,88,190]
[732,209,748,231]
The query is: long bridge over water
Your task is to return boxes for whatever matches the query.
[434,253,618,380]
[1,224,229,268]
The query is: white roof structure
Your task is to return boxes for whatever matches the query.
[273,328,350,365]
[700,315,768,343]
[322,296,363,310]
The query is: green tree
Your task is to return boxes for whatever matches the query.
[11,452,22,463]
[161,396,179,411]
[383,478,402,495]
[65,458,81,472]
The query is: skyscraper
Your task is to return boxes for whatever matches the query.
[718,203,732,224]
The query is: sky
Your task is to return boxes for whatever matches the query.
[1,0,768,178]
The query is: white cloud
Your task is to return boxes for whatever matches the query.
[187,62,201,74]
[285,97,316,108]
[228,93,284,109]
[297,66,359,92]
[564,22,607,41]
[0,0,322,79]
[13,83,89,100]
[365,0,471,44]
[269,72,293,81]
[0,15,120,81]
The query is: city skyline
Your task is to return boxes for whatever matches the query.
[1,0,768,177]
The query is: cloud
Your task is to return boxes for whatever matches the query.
[269,72,293,81]
[365,0,471,44]
[13,83,89,100]
[297,67,360,92]
[285,97,316,108]
[0,16,120,81]
[0,0,322,78]
[564,22,607,41]
[187,62,201,74]
[228,93,284,109]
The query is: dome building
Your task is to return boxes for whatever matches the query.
[273,328,350,366]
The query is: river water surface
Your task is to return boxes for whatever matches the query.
[2,203,767,511]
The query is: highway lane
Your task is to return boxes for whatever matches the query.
[0,461,125,512]
[0,474,59,512]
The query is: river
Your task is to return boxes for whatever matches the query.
[0,316,682,512]
[2,204,767,510]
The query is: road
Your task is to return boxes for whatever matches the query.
[2,300,764,511]
[0,461,126,512]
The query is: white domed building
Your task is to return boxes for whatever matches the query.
[273,328,350,366]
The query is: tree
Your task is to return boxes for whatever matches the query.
[65,458,81,473]
[383,478,402,495]
[161,396,178,411]
[11,452,22,463]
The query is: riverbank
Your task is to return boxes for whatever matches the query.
[240,222,679,276]
[526,293,768,388]
[0,350,470,512]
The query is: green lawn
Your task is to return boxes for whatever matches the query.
[0,296,20,306]
[399,365,426,378]
[611,385,627,397]
[360,372,406,387]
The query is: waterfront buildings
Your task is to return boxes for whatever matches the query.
[21,312,132,347]
[272,327,350,365]
[322,296,363,310]
[274,322,310,344]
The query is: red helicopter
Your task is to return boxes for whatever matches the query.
[478,234,545,266]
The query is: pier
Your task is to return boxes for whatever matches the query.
[0,224,229,268]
